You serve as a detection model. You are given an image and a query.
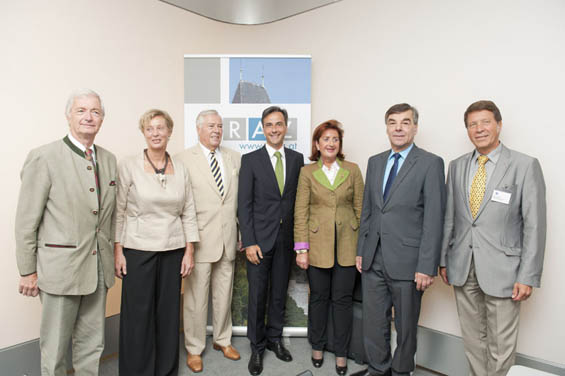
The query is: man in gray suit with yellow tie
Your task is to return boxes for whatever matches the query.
[353,103,446,376]
[440,100,546,376]
[16,89,117,376]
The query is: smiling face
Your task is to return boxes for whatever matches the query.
[143,116,171,151]
[262,111,288,149]
[197,113,223,151]
[466,110,501,155]
[316,129,340,162]
[66,95,104,141]
[385,110,418,152]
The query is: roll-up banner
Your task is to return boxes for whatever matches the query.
[184,54,312,335]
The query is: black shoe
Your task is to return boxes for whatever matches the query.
[266,341,293,362]
[248,352,263,375]
[311,356,324,368]
[336,364,348,375]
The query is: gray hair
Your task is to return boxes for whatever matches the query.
[65,88,105,117]
[195,109,220,128]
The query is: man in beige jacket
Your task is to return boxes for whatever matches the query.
[177,109,242,373]
[16,89,117,376]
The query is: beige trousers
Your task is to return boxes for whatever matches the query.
[183,252,235,354]
[454,259,521,376]
[39,255,107,376]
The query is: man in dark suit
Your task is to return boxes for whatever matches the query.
[238,106,304,376]
[352,103,446,376]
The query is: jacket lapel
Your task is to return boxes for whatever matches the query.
[193,146,223,199]
[474,144,511,220]
[375,153,388,208]
[221,149,232,199]
[462,152,474,220]
[259,146,281,196]
[383,146,419,207]
[282,147,294,197]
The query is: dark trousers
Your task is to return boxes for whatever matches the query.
[246,229,292,353]
[119,248,184,376]
[361,245,422,376]
[307,260,356,357]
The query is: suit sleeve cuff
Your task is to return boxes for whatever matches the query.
[294,242,309,250]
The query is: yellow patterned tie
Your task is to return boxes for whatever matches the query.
[470,155,489,219]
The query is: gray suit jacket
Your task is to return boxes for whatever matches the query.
[357,145,446,280]
[15,137,117,295]
[440,144,546,297]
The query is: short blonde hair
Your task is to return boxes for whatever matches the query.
[139,109,174,132]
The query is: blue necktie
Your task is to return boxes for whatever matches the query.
[383,153,401,201]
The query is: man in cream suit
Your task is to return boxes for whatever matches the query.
[177,109,242,373]
[440,100,546,376]
[16,89,117,376]
[353,103,446,376]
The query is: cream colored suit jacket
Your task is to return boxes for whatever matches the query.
[176,145,241,263]
[15,137,117,295]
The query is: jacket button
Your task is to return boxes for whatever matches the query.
[89,188,95,192]
[92,210,98,215]
[87,166,93,170]
[92,250,97,255]
[337,220,342,225]
[469,245,473,249]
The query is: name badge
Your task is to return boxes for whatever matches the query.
[491,189,511,204]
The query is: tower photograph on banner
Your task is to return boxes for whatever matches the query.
[184,54,312,330]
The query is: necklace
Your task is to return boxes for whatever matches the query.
[144,149,169,188]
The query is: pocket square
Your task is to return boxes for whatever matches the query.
[109,180,116,186]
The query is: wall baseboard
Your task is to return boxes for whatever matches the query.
[0,314,120,376]
[1,316,563,376]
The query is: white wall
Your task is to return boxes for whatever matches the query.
[1,0,563,365]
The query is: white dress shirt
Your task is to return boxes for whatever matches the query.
[199,142,225,180]
[68,133,96,163]
[265,143,286,182]
[321,160,340,185]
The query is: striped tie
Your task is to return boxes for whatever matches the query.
[469,155,489,219]
[210,151,224,197]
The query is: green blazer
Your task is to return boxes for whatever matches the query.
[294,159,364,268]
[15,137,117,295]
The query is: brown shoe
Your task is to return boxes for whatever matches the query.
[213,343,241,360]
[186,353,203,373]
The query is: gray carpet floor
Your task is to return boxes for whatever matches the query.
[99,335,441,376]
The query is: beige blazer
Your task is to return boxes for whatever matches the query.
[175,145,241,263]
[114,153,199,251]
[294,159,364,268]
[15,137,117,295]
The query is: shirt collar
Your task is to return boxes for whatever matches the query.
[199,142,221,157]
[265,143,285,159]
[388,143,414,161]
[67,133,96,158]
[472,142,502,164]
[321,160,340,173]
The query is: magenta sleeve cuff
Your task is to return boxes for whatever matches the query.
[294,242,310,250]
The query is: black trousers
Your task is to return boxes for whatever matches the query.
[361,245,422,376]
[307,258,356,357]
[246,229,292,353]
[119,248,184,376]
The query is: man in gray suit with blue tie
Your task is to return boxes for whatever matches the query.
[352,103,446,376]
[440,100,546,376]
